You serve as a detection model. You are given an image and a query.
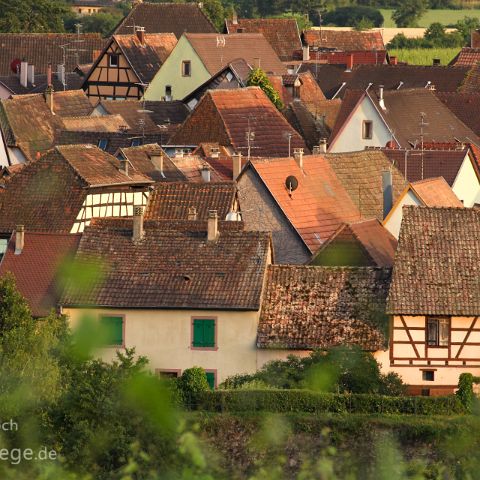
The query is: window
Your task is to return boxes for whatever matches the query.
[182,60,191,77]
[426,317,449,347]
[109,54,119,67]
[130,138,142,147]
[97,139,108,150]
[421,388,430,397]
[192,318,216,349]
[422,370,435,381]
[100,315,124,346]
[362,120,373,139]
[206,371,216,390]
[157,370,180,379]
[165,85,172,101]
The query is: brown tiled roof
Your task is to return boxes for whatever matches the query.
[169,154,224,183]
[193,143,248,181]
[62,114,129,133]
[314,219,397,267]
[450,47,480,66]
[257,265,391,350]
[382,148,472,186]
[387,207,480,315]
[409,177,463,207]
[60,218,271,310]
[118,143,186,182]
[269,70,326,106]
[225,18,301,61]
[170,87,307,157]
[435,92,480,136]
[250,155,361,252]
[186,33,286,75]
[113,33,177,83]
[303,29,385,51]
[49,90,94,117]
[0,232,80,317]
[145,182,236,220]
[0,34,105,75]
[325,150,406,220]
[114,2,217,38]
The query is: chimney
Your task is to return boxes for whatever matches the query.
[136,26,146,45]
[346,53,354,72]
[232,10,238,25]
[15,225,24,255]
[149,150,164,175]
[188,206,197,220]
[201,165,211,182]
[27,64,35,85]
[207,210,219,242]
[378,85,386,110]
[47,63,52,87]
[390,56,398,66]
[45,85,54,114]
[433,58,441,66]
[232,152,242,180]
[133,206,144,242]
[120,158,129,176]
[302,45,310,62]
[318,138,327,153]
[293,148,304,168]
[20,60,28,88]
[57,64,65,85]
[382,170,393,219]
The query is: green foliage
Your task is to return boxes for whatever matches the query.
[202,0,224,30]
[72,12,123,35]
[323,6,384,28]
[247,67,284,110]
[456,373,480,412]
[178,366,211,401]
[0,0,69,32]
[392,0,428,27]
[387,22,465,49]
[388,47,460,65]
[455,16,480,44]
[275,12,312,30]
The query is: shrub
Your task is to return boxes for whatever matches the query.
[247,68,284,110]
[178,367,210,404]
[456,373,480,412]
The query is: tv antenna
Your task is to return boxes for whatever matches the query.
[419,112,429,180]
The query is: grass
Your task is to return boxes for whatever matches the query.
[388,47,460,65]
[380,8,480,27]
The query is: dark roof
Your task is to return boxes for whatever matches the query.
[284,101,320,150]
[118,143,186,182]
[257,265,391,350]
[0,72,84,95]
[300,64,471,99]
[450,47,480,66]
[303,29,385,51]
[459,63,480,93]
[145,182,236,221]
[313,219,397,268]
[170,87,307,157]
[436,92,480,136]
[48,90,94,117]
[382,148,472,186]
[114,2,217,38]
[186,33,286,75]
[388,207,480,316]
[225,18,301,61]
[0,34,105,75]
[0,232,80,317]
[60,218,271,310]
[324,150,406,220]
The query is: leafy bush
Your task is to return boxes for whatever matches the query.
[323,6,384,28]
[387,22,464,49]
[178,366,210,402]
[194,389,465,415]
[247,68,284,110]
[456,373,480,412]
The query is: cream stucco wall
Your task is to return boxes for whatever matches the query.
[144,36,211,101]
[328,96,392,153]
[451,153,480,207]
[383,189,421,239]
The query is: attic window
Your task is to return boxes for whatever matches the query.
[98,139,108,150]
[182,61,191,77]
[131,138,142,147]
[109,54,119,67]
[362,120,373,140]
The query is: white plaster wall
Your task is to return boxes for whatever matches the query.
[451,153,480,207]
[383,190,420,239]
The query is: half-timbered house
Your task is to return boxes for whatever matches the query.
[83,28,177,102]
[380,206,480,395]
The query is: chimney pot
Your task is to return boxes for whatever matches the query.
[15,225,25,255]
[207,210,219,242]
[382,170,393,219]
[20,60,28,88]
[133,206,144,241]
[188,206,197,220]
[314,138,327,154]
[293,148,304,168]
[232,152,242,180]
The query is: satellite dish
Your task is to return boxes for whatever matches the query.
[286,175,298,192]
[10,59,21,74]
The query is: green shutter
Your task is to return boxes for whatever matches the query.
[101,316,123,346]
[193,319,215,348]
[206,372,215,390]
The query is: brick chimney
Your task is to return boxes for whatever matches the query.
[293,148,304,169]
[133,206,144,241]
[136,26,146,45]
[20,60,28,88]
[15,225,24,255]
[207,210,219,242]
[346,54,354,72]
[188,206,197,220]
[390,56,398,66]
[120,158,129,176]
[232,152,242,180]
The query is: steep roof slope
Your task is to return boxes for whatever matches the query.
[409,177,464,207]
[303,29,385,51]
[435,92,480,136]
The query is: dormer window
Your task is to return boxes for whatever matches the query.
[109,54,119,67]
[97,139,108,150]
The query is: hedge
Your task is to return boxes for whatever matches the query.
[189,389,465,416]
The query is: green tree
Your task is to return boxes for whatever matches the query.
[392,0,427,27]
[247,67,284,110]
[0,0,69,32]
[455,16,480,45]
[77,11,123,35]
[202,0,224,30]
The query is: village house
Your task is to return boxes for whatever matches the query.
[144,34,286,101]
[382,206,480,396]
[60,214,273,387]
[71,0,116,16]
[83,29,177,102]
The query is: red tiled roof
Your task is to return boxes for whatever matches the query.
[225,18,301,61]
[410,177,463,208]
[250,155,361,252]
[309,50,387,65]
[258,265,391,350]
[0,231,80,317]
[303,29,385,51]
[450,47,480,66]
